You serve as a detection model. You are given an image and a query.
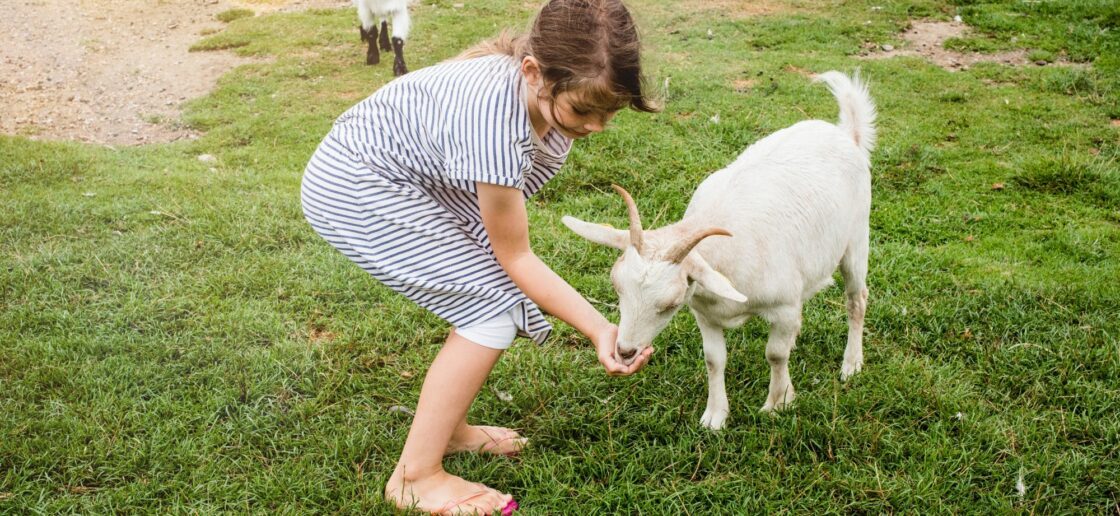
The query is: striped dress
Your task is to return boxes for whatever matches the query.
[300,54,573,345]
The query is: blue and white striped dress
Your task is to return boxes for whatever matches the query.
[301,54,573,345]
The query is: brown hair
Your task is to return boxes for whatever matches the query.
[457,0,660,114]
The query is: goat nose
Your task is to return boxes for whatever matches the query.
[618,348,637,360]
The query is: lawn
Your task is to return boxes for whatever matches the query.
[2,0,1118,512]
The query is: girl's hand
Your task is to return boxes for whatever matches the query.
[593,324,654,376]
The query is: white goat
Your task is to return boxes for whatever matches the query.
[563,71,876,430]
[355,0,412,75]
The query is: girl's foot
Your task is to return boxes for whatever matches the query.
[385,468,514,515]
[446,425,527,456]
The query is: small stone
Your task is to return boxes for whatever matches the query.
[953,15,962,23]
[881,44,894,51]
[198,154,217,163]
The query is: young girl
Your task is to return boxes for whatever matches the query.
[301,0,658,512]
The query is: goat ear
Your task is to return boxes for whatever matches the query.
[685,255,747,303]
[561,215,629,250]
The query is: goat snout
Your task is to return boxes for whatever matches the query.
[617,348,638,361]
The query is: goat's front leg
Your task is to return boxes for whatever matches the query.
[389,11,410,76]
[762,308,801,412]
[695,312,729,430]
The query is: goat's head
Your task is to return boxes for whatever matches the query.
[562,185,747,365]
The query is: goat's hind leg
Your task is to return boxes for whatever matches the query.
[762,307,801,412]
[378,20,392,51]
[695,312,730,430]
[839,231,869,381]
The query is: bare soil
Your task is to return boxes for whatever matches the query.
[860,20,1032,71]
[1,0,347,146]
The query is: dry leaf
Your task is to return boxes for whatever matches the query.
[389,405,415,416]
[991,182,1005,191]
[491,385,513,402]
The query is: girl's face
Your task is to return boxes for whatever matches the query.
[537,91,618,139]
[522,56,618,139]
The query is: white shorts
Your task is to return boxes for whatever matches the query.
[455,308,517,350]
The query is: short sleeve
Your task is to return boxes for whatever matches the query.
[443,63,534,189]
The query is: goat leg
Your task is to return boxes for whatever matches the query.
[361,25,380,65]
[379,20,392,51]
[392,36,408,76]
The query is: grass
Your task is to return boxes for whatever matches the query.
[2,0,1119,512]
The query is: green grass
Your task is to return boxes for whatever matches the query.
[216,8,255,24]
[3,0,1119,512]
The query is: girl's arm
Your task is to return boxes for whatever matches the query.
[477,183,652,375]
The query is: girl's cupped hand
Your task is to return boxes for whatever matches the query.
[593,324,654,376]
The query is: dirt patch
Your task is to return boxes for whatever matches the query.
[860,20,1031,71]
[1,0,348,146]
[680,0,799,18]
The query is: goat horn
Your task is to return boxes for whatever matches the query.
[665,227,733,264]
[611,184,643,251]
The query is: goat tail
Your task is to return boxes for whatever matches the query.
[814,70,877,155]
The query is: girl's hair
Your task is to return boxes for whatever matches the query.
[457,0,660,114]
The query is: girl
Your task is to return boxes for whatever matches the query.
[301,0,658,512]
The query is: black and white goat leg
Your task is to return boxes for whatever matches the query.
[392,37,407,76]
[379,20,391,51]
[389,9,409,76]
[361,24,380,65]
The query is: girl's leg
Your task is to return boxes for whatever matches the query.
[444,311,527,457]
[385,331,514,514]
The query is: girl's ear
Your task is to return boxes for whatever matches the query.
[521,56,543,89]
[561,216,629,250]
[684,255,747,303]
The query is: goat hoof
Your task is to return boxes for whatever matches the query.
[366,54,380,65]
[840,361,862,381]
[761,392,795,413]
[700,409,728,430]
[393,62,408,76]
